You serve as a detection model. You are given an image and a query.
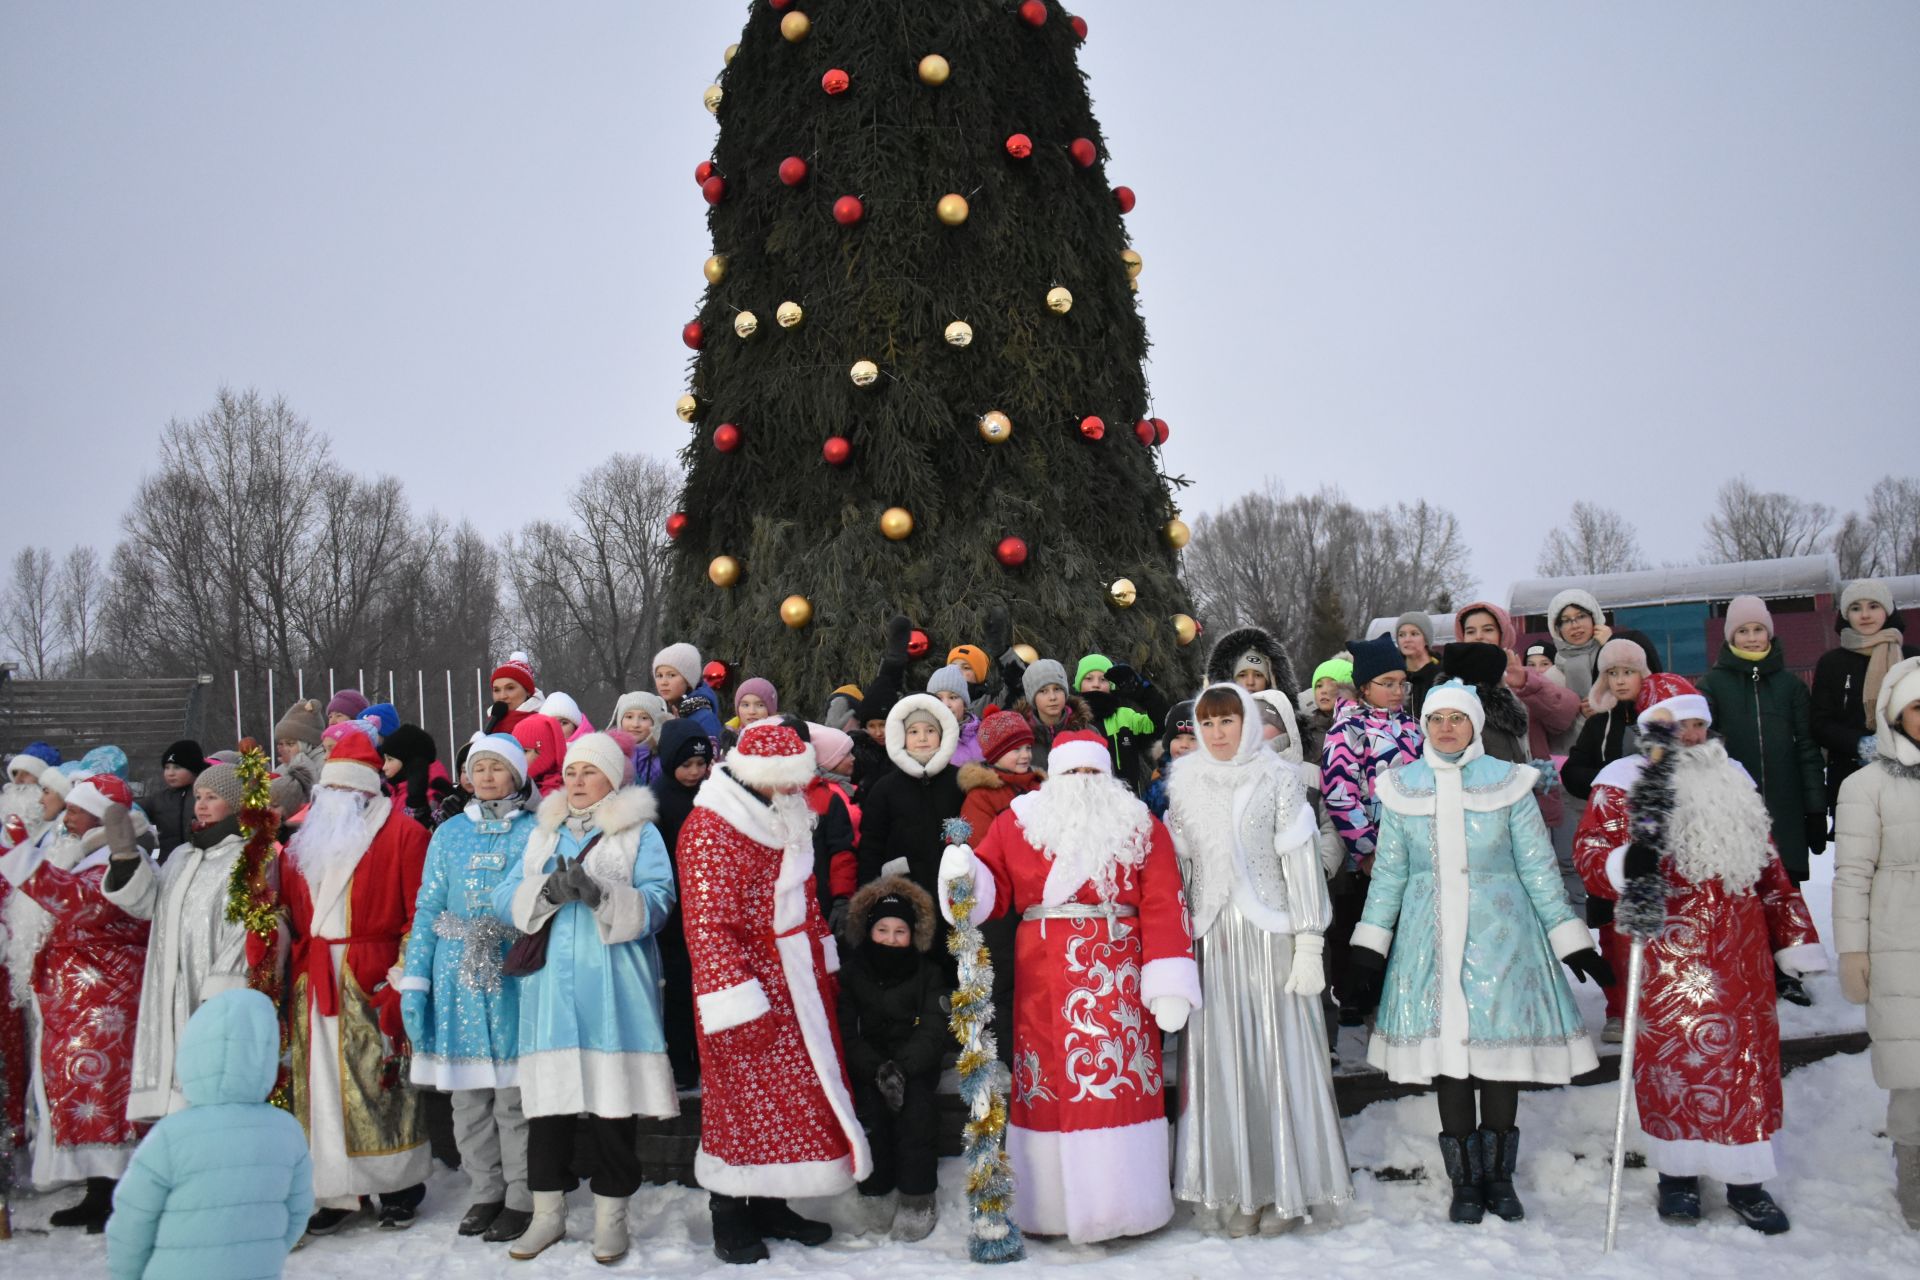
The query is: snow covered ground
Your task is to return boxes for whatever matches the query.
[7,860,1908,1278]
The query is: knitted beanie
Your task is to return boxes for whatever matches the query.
[161,739,208,775]
[1311,656,1354,688]
[273,699,325,748]
[926,663,971,700]
[1395,611,1435,645]
[735,677,779,715]
[564,732,630,792]
[194,763,247,813]
[1840,579,1895,618]
[267,771,305,814]
[947,645,990,685]
[1022,658,1069,703]
[325,689,370,720]
[1723,594,1774,643]
[652,642,703,691]
[1348,633,1403,689]
[977,706,1036,764]
[1074,653,1114,690]
[808,723,855,776]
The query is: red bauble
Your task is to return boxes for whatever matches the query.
[694,160,714,185]
[1070,14,1088,39]
[833,194,865,225]
[1114,185,1136,213]
[1018,0,1047,27]
[703,659,731,689]
[778,155,809,186]
[713,423,742,453]
[996,535,1029,567]
[701,174,728,205]
[822,67,850,95]
[1079,414,1106,441]
[908,629,930,659]
[1069,137,1097,168]
[822,435,851,466]
[665,512,689,541]
[1134,418,1155,446]
[1151,416,1170,445]
[1005,132,1033,159]
[682,320,705,350]
[770,0,794,9]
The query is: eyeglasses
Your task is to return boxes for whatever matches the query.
[1368,677,1408,692]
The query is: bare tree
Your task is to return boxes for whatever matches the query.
[2,547,61,677]
[1184,484,1473,658]
[1535,501,1649,577]
[1864,477,1920,578]
[1701,477,1833,564]
[1830,511,1878,579]
[56,546,105,676]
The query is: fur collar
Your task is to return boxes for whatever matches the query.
[535,784,657,837]
[958,762,1004,793]
[1879,757,1920,782]
[1011,695,1096,735]
[846,874,936,951]
[1204,625,1300,701]
[1471,682,1528,740]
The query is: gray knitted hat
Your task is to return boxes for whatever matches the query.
[1022,659,1069,704]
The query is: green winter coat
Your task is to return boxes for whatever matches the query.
[1699,643,1827,879]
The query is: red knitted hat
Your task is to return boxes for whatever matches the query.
[491,658,537,697]
[977,706,1035,766]
[728,721,816,791]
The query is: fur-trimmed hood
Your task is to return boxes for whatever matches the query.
[534,783,658,836]
[1010,694,1097,734]
[1875,655,1920,768]
[1205,625,1301,702]
[957,760,1045,794]
[846,874,936,952]
[885,693,959,779]
[1546,588,1605,645]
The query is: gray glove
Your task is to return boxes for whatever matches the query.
[565,858,604,909]
[543,856,585,905]
[876,1060,906,1112]
[102,803,139,858]
[829,898,850,938]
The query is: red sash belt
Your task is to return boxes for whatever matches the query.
[297,933,388,1017]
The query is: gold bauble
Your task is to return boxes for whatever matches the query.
[780,594,814,628]
[879,506,914,540]
[1172,613,1198,646]
[1108,577,1138,608]
[1120,248,1143,277]
[707,555,741,588]
[780,10,811,42]
[703,254,729,284]
[944,319,973,347]
[1012,643,1039,666]
[776,300,804,329]
[733,310,759,339]
[675,393,701,423]
[850,359,880,387]
[918,54,951,85]
[936,193,970,226]
[702,84,724,114]
[1163,518,1191,549]
[1046,286,1073,314]
[977,410,1012,444]
[724,42,740,65]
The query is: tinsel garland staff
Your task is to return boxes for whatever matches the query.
[940,817,1024,1264]
[1604,717,1678,1252]
[225,739,289,1106]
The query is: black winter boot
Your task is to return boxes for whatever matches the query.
[1479,1127,1524,1221]
[1437,1133,1485,1224]
[710,1194,769,1265]
[750,1196,833,1245]
[1727,1182,1790,1234]
[458,1200,504,1236]
[49,1177,116,1231]
[1657,1174,1701,1223]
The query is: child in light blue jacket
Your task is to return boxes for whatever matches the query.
[107,989,313,1280]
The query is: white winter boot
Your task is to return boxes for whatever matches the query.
[592,1194,630,1265]
[1223,1206,1260,1237]
[856,1190,898,1235]
[892,1193,937,1242]
[508,1191,567,1261]
[1897,1143,1920,1230]
[1257,1205,1303,1236]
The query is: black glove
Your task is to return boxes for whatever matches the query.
[1108,663,1143,693]
[1562,947,1616,987]
[876,1060,907,1112]
[566,859,604,909]
[484,699,510,732]
[1804,814,1828,857]
[984,602,1011,667]
[884,614,912,667]
[543,856,584,905]
[1622,841,1660,882]
[829,897,850,938]
[1346,947,1387,1013]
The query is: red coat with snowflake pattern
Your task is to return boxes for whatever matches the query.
[1575,775,1820,1151]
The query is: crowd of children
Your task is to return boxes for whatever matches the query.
[2,579,1918,1276]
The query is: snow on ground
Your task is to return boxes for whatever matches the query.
[6,859,1897,1278]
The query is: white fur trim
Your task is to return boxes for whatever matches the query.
[409,1055,515,1091]
[1140,956,1202,1008]
[1367,1029,1598,1086]
[6,755,47,783]
[695,1148,854,1199]
[884,693,959,778]
[774,929,870,1179]
[1547,916,1593,961]
[1605,843,1631,893]
[66,780,116,820]
[821,933,840,975]
[1006,1120,1174,1244]
[319,759,383,794]
[1350,921,1394,957]
[697,978,771,1034]
[1774,943,1829,977]
[394,975,430,993]
[1047,736,1112,776]
[516,1047,678,1120]
[1639,693,1710,728]
[724,739,818,791]
[1643,1133,1776,1183]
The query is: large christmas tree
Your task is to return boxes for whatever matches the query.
[664,0,1197,700]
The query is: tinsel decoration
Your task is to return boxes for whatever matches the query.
[940,816,1024,1263]
[1619,718,1678,940]
[226,738,290,1108]
[434,911,512,995]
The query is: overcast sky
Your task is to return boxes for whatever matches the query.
[3,2,1915,609]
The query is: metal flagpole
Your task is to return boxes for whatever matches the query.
[446,670,457,770]
[266,670,274,736]
[388,670,396,705]
[297,670,305,699]
[416,670,426,726]
[232,671,243,742]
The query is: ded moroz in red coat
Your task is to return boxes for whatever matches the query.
[679,722,871,1198]
[940,733,1201,1245]
[1575,715,1825,1184]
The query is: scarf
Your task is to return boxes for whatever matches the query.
[1728,643,1771,663]
[190,814,243,849]
[1843,626,1905,731]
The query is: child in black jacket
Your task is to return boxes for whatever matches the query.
[836,875,947,1242]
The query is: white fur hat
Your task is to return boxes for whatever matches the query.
[7,754,48,783]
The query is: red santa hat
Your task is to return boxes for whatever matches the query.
[727,720,816,791]
[67,773,133,820]
[1635,672,1711,729]
[319,729,385,794]
[1047,729,1112,776]
[491,655,538,698]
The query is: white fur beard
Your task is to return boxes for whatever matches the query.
[0,782,39,827]
[1017,773,1150,903]
[287,787,375,884]
[1669,741,1773,895]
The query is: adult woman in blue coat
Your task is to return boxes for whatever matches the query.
[1349,681,1610,1226]
[493,732,679,1265]
[400,731,538,1243]
[106,988,313,1280]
